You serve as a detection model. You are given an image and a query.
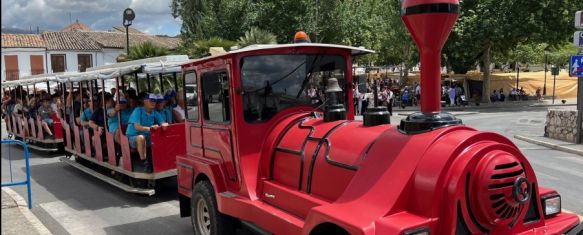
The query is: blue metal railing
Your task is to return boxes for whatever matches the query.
[1,139,32,209]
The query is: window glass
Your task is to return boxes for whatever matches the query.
[202,71,230,123]
[241,54,346,123]
[184,71,198,120]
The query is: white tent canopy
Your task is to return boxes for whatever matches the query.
[55,55,190,83]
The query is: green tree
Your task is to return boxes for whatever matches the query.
[126,42,169,60]
[237,27,277,47]
[178,37,236,58]
[444,0,583,102]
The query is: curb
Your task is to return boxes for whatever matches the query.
[2,188,52,235]
[514,135,583,157]
[397,112,479,116]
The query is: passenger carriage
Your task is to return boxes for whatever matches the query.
[2,74,65,152]
[55,55,190,195]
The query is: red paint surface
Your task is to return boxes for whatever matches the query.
[151,123,187,172]
[176,43,580,234]
[402,2,458,113]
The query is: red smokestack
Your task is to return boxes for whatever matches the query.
[401,0,459,113]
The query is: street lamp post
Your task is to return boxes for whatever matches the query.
[544,49,549,95]
[122,8,135,56]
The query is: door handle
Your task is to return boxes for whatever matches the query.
[264,193,275,199]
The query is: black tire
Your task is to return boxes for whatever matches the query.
[191,181,237,235]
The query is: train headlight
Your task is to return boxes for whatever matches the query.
[541,194,561,217]
[403,227,429,235]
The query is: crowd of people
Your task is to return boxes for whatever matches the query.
[490,87,531,102]
[2,87,63,138]
[2,84,187,172]
[352,79,423,116]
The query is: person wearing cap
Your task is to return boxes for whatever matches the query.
[156,92,174,124]
[126,93,168,169]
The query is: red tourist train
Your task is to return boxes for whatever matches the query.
[1,0,582,234]
[3,56,190,195]
[175,0,582,234]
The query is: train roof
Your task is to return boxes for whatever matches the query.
[57,55,189,83]
[181,43,375,67]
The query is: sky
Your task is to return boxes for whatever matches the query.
[1,0,182,36]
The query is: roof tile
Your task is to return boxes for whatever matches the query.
[42,32,102,51]
[1,34,46,48]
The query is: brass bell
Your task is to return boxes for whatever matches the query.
[325,77,342,93]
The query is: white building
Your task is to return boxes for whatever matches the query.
[1,22,180,82]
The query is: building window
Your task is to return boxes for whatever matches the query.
[51,54,66,73]
[4,55,19,81]
[77,54,92,72]
[201,71,230,123]
[30,55,44,75]
[184,71,198,121]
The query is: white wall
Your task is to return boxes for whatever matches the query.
[46,51,103,73]
[102,48,123,65]
[1,47,125,81]
[1,48,47,80]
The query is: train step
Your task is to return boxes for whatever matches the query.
[59,156,155,196]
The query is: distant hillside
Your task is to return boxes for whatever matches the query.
[1,27,45,34]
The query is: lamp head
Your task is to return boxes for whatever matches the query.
[123,8,135,26]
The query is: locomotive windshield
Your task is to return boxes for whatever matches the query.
[241,54,346,123]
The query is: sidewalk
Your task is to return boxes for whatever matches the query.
[1,188,51,235]
[514,135,583,157]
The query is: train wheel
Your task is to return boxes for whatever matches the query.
[191,181,237,235]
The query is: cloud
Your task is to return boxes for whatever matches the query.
[1,0,181,36]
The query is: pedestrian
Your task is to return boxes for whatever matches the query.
[387,87,394,116]
[448,86,456,106]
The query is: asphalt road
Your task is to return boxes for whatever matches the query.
[1,105,582,235]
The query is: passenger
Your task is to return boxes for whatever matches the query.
[90,93,113,153]
[90,93,113,135]
[80,97,93,129]
[138,92,148,106]
[173,91,186,123]
[156,93,173,123]
[37,95,55,137]
[12,96,26,134]
[107,96,129,143]
[126,93,168,169]
[79,96,94,145]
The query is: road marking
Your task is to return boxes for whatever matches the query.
[39,199,179,234]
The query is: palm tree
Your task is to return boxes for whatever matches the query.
[237,27,277,48]
[127,41,169,60]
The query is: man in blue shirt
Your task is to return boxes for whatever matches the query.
[126,93,168,166]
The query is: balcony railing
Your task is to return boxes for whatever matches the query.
[5,70,19,81]
[3,70,46,80]
[31,69,45,75]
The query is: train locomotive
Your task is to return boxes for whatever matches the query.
[177,0,583,234]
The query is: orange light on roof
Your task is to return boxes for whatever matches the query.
[294,31,311,43]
